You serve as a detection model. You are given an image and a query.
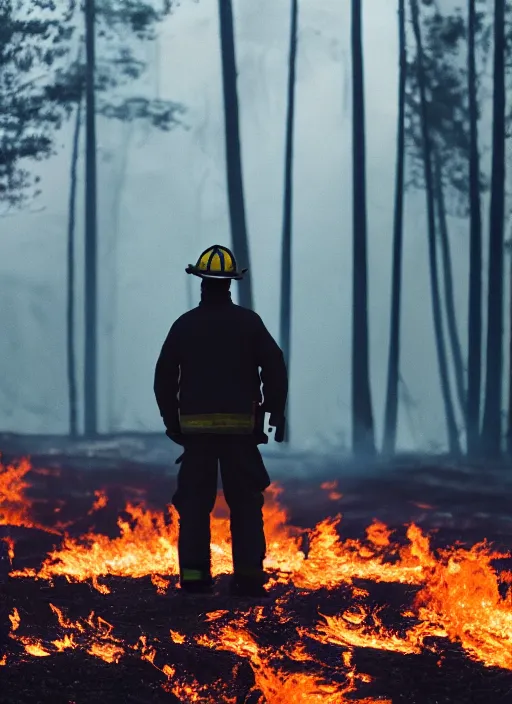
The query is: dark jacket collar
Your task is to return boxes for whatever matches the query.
[199,288,233,306]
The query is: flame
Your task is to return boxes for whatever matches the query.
[3,455,512,701]
[21,639,52,657]
[52,634,76,652]
[9,608,20,632]
[12,502,179,590]
[151,573,171,594]
[0,458,60,534]
[193,618,390,704]
[0,458,35,527]
[320,481,343,501]
[309,605,441,656]
[87,490,108,515]
[9,603,128,664]
[413,541,512,670]
[205,610,229,622]
[304,534,512,672]
[12,485,305,589]
[4,536,15,562]
[9,480,512,675]
[411,501,434,510]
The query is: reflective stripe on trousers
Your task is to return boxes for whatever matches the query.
[181,568,208,582]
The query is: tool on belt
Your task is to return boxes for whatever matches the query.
[268,412,286,443]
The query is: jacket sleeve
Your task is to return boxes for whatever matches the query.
[154,322,181,430]
[254,315,288,416]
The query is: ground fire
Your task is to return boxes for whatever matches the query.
[1,456,511,703]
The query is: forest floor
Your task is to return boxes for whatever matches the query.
[0,440,511,703]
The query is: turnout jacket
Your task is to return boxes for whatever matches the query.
[154,289,288,435]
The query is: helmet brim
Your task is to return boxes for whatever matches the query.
[186,265,247,280]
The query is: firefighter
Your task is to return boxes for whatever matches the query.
[154,245,288,597]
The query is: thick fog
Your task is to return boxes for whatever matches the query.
[0,0,507,451]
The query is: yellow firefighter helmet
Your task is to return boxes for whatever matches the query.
[186,245,247,280]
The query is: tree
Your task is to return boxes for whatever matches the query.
[433,149,466,417]
[481,0,506,457]
[382,0,407,455]
[0,0,78,208]
[66,90,83,438]
[466,0,483,455]
[84,0,98,438]
[405,6,470,428]
[504,6,512,456]
[279,0,299,444]
[71,1,183,436]
[404,2,496,453]
[218,0,253,310]
[409,0,461,455]
[508,214,512,454]
[351,0,375,455]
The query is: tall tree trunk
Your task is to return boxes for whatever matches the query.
[351,0,375,455]
[481,0,506,457]
[410,0,460,455]
[433,152,467,419]
[105,121,134,433]
[67,95,83,438]
[279,0,298,444]
[218,0,253,310]
[84,0,98,437]
[507,214,512,454]
[466,0,483,456]
[383,0,407,455]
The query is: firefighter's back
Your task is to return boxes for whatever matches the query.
[174,301,262,417]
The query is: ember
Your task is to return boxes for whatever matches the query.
[1,457,511,703]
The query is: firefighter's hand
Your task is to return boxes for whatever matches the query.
[165,428,186,446]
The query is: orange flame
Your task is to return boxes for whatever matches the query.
[320,481,343,501]
[193,617,390,704]
[4,455,512,700]
[0,458,59,534]
[0,459,35,527]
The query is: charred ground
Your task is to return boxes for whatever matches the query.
[1,446,511,703]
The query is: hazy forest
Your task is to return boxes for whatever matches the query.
[1,0,512,458]
[3,5,512,701]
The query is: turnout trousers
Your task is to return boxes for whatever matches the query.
[172,436,270,586]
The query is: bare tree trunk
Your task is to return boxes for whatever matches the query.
[351,0,375,455]
[67,96,83,438]
[410,0,460,455]
[218,0,253,310]
[105,121,134,433]
[507,214,512,454]
[279,0,298,444]
[383,0,406,455]
[433,152,467,420]
[466,0,483,456]
[481,0,506,457]
[84,0,98,437]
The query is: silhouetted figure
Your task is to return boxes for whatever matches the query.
[154,245,288,597]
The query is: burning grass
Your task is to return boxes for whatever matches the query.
[1,457,512,703]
